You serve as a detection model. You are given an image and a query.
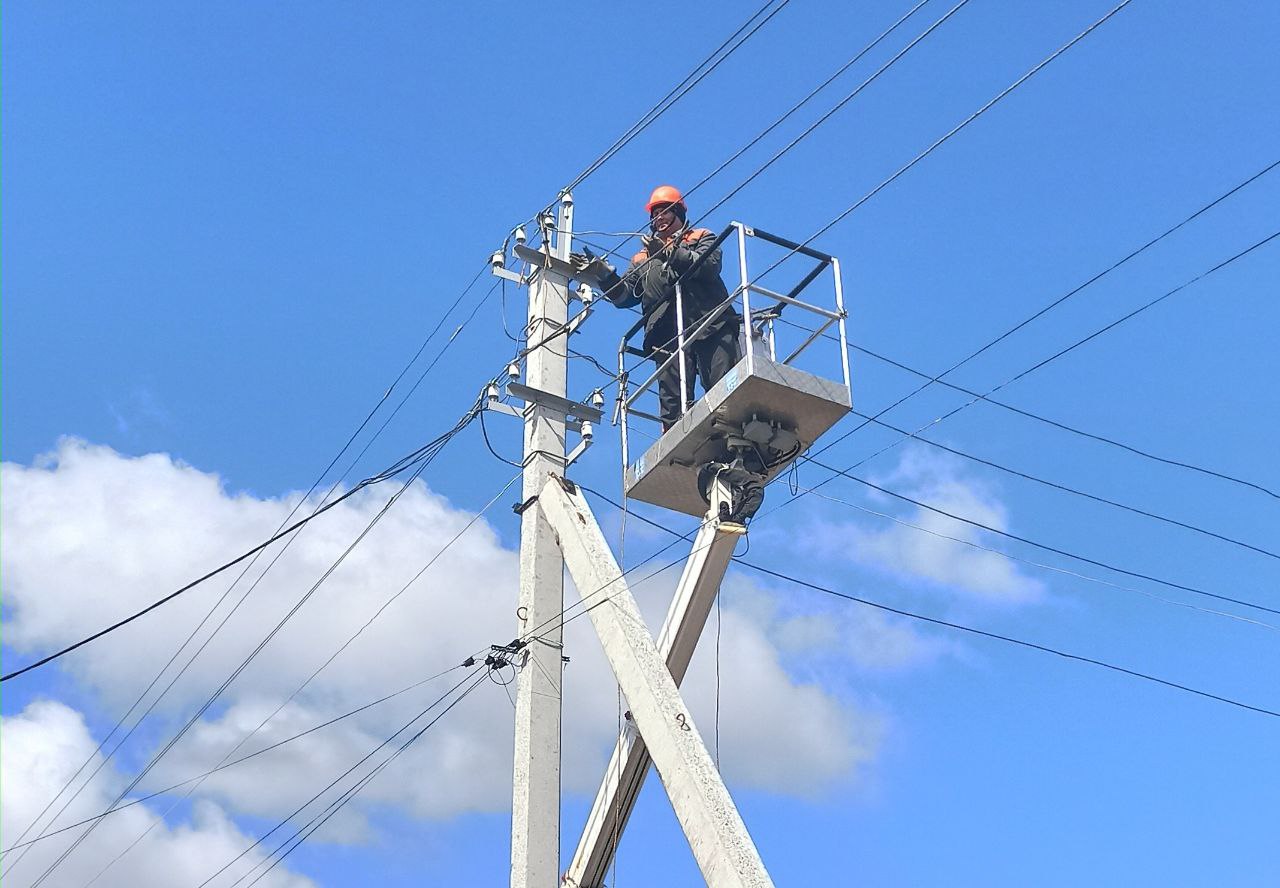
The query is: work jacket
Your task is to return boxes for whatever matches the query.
[601,227,740,352]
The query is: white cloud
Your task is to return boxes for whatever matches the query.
[1,438,889,865]
[808,447,1045,605]
[0,700,313,888]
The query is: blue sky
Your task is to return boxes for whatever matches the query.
[4,1,1278,886]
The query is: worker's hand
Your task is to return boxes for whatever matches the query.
[641,234,670,257]
[569,251,613,285]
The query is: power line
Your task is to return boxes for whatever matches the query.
[825,227,1280,475]
[802,455,1280,618]
[612,0,1136,385]
[0,410,478,684]
[25,399,490,887]
[695,0,973,222]
[797,486,1279,633]
[238,671,493,888]
[4,272,508,884]
[0,663,474,855]
[576,485,1280,720]
[846,408,1280,560]
[194,666,490,888]
[736,559,1280,719]
[559,0,792,196]
[680,0,934,204]
[88,468,522,885]
[841,333,1280,501]
[809,157,1280,472]
[704,0,1138,343]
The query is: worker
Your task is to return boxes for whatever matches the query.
[570,185,741,429]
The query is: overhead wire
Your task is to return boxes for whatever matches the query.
[843,408,1279,560]
[771,309,1277,559]
[84,467,523,887]
[0,274,507,686]
[194,666,491,888]
[4,258,507,880]
[814,227,1280,476]
[558,0,793,196]
[802,156,1280,475]
[794,486,1280,633]
[0,663,475,856]
[694,0,974,222]
[575,485,1280,720]
[236,671,493,888]
[1,422,464,684]
[566,0,969,317]
[773,318,1280,502]
[800,455,1280,617]
[594,0,1141,409]
[26,395,495,887]
[680,0,934,205]
[738,559,1280,719]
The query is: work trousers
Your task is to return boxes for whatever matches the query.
[652,322,741,427]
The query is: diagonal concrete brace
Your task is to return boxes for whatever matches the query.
[564,505,741,887]
[540,477,773,888]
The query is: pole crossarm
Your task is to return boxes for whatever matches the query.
[540,477,774,888]
[564,513,741,887]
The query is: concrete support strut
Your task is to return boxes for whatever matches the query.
[540,477,774,888]
[565,516,740,887]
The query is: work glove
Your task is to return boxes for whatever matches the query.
[641,234,670,258]
[569,249,614,285]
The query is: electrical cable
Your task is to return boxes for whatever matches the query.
[844,408,1280,560]
[794,486,1280,633]
[2,264,504,880]
[576,485,1280,720]
[815,227,1280,476]
[611,0,1142,391]
[194,667,489,888]
[719,0,1137,301]
[558,0,792,196]
[480,406,525,469]
[236,672,493,888]
[738,559,1280,719]
[775,315,1280,502]
[27,398,489,888]
[800,455,1280,617]
[695,0,973,222]
[802,156,1280,475]
[0,662,474,855]
[0,421,465,684]
[681,0,934,205]
[3,280,507,688]
[73,464,522,888]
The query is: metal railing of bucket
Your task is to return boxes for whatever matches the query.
[614,221,851,474]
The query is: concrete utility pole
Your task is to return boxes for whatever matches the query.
[511,195,573,888]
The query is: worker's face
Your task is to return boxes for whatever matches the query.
[650,204,681,240]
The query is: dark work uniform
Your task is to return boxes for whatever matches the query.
[601,227,742,425]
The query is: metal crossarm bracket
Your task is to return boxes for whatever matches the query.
[539,477,773,888]
[508,382,604,425]
[515,243,579,279]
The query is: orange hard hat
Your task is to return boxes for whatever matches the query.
[645,184,686,214]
